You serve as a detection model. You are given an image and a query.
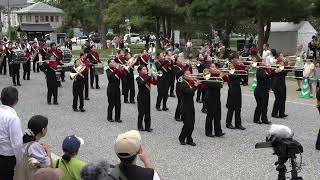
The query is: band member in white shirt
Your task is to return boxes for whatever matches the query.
[0,87,22,180]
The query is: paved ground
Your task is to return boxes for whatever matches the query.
[0,70,319,180]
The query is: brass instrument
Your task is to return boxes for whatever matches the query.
[70,59,85,80]
[187,68,224,83]
[149,68,163,77]
[220,63,248,76]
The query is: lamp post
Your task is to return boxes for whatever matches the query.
[125,18,130,44]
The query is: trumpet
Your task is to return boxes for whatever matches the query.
[188,68,224,83]
[148,69,163,77]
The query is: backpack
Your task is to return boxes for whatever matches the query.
[14,142,41,180]
[108,165,128,180]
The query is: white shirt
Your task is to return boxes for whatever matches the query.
[0,105,23,160]
[303,63,315,78]
[265,55,276,66]
[153,171,161,180]
[262,50,271,60]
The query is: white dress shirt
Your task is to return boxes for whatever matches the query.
[0,105,23,160]
[262,50,271,60]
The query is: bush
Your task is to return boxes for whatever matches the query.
[9,27,18,40]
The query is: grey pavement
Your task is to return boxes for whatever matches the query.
[0,70,319,180]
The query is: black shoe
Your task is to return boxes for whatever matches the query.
[162,107,169,111]
[108,118,114,122]
[53,102,58,105]
[23,77,26,80]
[130,101,135,104]
[201,109,207,114]
[179,141,186,145]
[198,100,203,103]
[175,118,182,122]
[138,128,145,131]
[206,134,215,138]
[27,78,30,80]
[13,84,17,86]
[73,108,79,112]
[226,125,235,129]
[279,114,288,118]
[169,94,175,97]
[17,83,21,86]
[272,114,279,118]
[124,100,129,103]
[62,79,65,82]
[80,108,86,112]
[235,125,246,130]
[115,119,122,123]
[91,86,95,89]
[262,121,272,124]
[156,107,162,111]
[296,88,301,91]
[85,97,90,100]
[254,121,262,124]
[186,142,196,146]
[96,86,100,89]
[215,132,225,137]
[48,102,52,105]
[145,128,153,132]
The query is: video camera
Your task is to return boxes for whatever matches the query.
[255,124,303,180]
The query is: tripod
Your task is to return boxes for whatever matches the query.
[275,155,303,180]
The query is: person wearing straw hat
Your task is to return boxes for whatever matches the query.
[114,130,161,180]
[52,135,85,180]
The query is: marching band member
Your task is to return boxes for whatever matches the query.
[22,44,31,80]
[39,43,48,62]
[40,55,60,105]
[196,54,205,103]
[106,59,127,122]
[49,42,65,83]
[136,65,158,132]
[114,49,127,102]
[201,55,213,114]
[179,69,204,146]
[0,43,7,75]
[167,50,176,97]
[315,83,320,150]
[71,55,86,112]
[253,62,272,124]
[225,53,246,130]
[81,53,91,100]
[6,42,13,77]
[88,46,101,89]
[173,57,191,122]
[271,57,289,118]
[204,64,227,137]
[155,51,172,111]
[123,52,136,103]
[31,41,40,73]
[8,43,21,86]
[137,49,150,66]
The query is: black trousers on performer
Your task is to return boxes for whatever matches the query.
[47,81,58,104]
[272,88,286,117]
[196,89,205,102]
[123,71,135,102]
[11,64,20,85]
[137,94,151,130]
[84,74,89,98]
[179,112,195,143]
[254,89,269,123]
[169,73,175,95]
[0,155,16,180]
[33,61,40,72]
[23,61,31,80]
[156,76,170,109]
[73,80,85,109]
[107,87,121,121]
[90,66,99,88]
[0,58,7,75]
[226,108,242,127]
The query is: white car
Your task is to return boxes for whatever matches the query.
[124,33,141,44]
[71,36,88,45]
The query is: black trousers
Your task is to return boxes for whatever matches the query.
[137,95,151,129]
[23,61,31,80]
[175,93,182,119]
[0,58,7,75]
[90,67,99,88]
[179,112,195,143]
[8,60,12,76]
[205,107,222,135]
[254,89,269,122]
[84,74,89,98]
[272,89,286,116]
[156,77,169,108]
[123,75,135,102]
[196,89,205,102]
[169,73,175,95]
[73,81,85,109]
[47,81,58,103]
[12,67,20,85]
[226,108,242,127]
[107,87,121,121]
[202,88,208,110]
[33,61,40,72]
[0,155,16,180]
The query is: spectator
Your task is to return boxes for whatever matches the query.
[81,161,114,180]
[262,43,271,60]
[33,168,64,180]
[148,43,156,63]
[52,135,86,180]
[114,130,161,180]
[294,45,306,91]
[22,115,51,168]
[303,59,316,97]
[265,49,277,66]
[0,86,22,180]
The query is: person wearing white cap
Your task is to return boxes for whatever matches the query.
[113,130,161,180]
[52,135,86,180]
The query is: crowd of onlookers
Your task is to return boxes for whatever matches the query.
[0,86,161,180]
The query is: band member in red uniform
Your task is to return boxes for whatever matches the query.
[23,44,31,80]
[137,49,150,66]
[88,46,101,89]
[6,42,13,77]
[0,43,7,75]
[173,57,191,122]
[106,59,127,122]
[204,64,227,137]
[39,43,48,62]
[71,55,86,112]
[155,52,172,111]
[114,49,127,101]
[196,54,205,103]
[179,69,204,146]
[201,55,213,114]
[31,41,40,72]
[123,52,136,103]
[271,57,289,118]
[225,53,246,130]
[40,55,60,105]
[49,42,65,82]
[136,65,158,132]
[253,62,272,124]
[81,53,91,100]
[167,50,176,97]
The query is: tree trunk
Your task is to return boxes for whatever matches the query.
[263,20,271,44]
[224,17,232,48]
[167,16,172,40]
[257,17,265,55]
[162,17,166,39]
[156,17,161,48]
[98,0,107,48]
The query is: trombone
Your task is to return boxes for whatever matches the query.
[187,68,224,83]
